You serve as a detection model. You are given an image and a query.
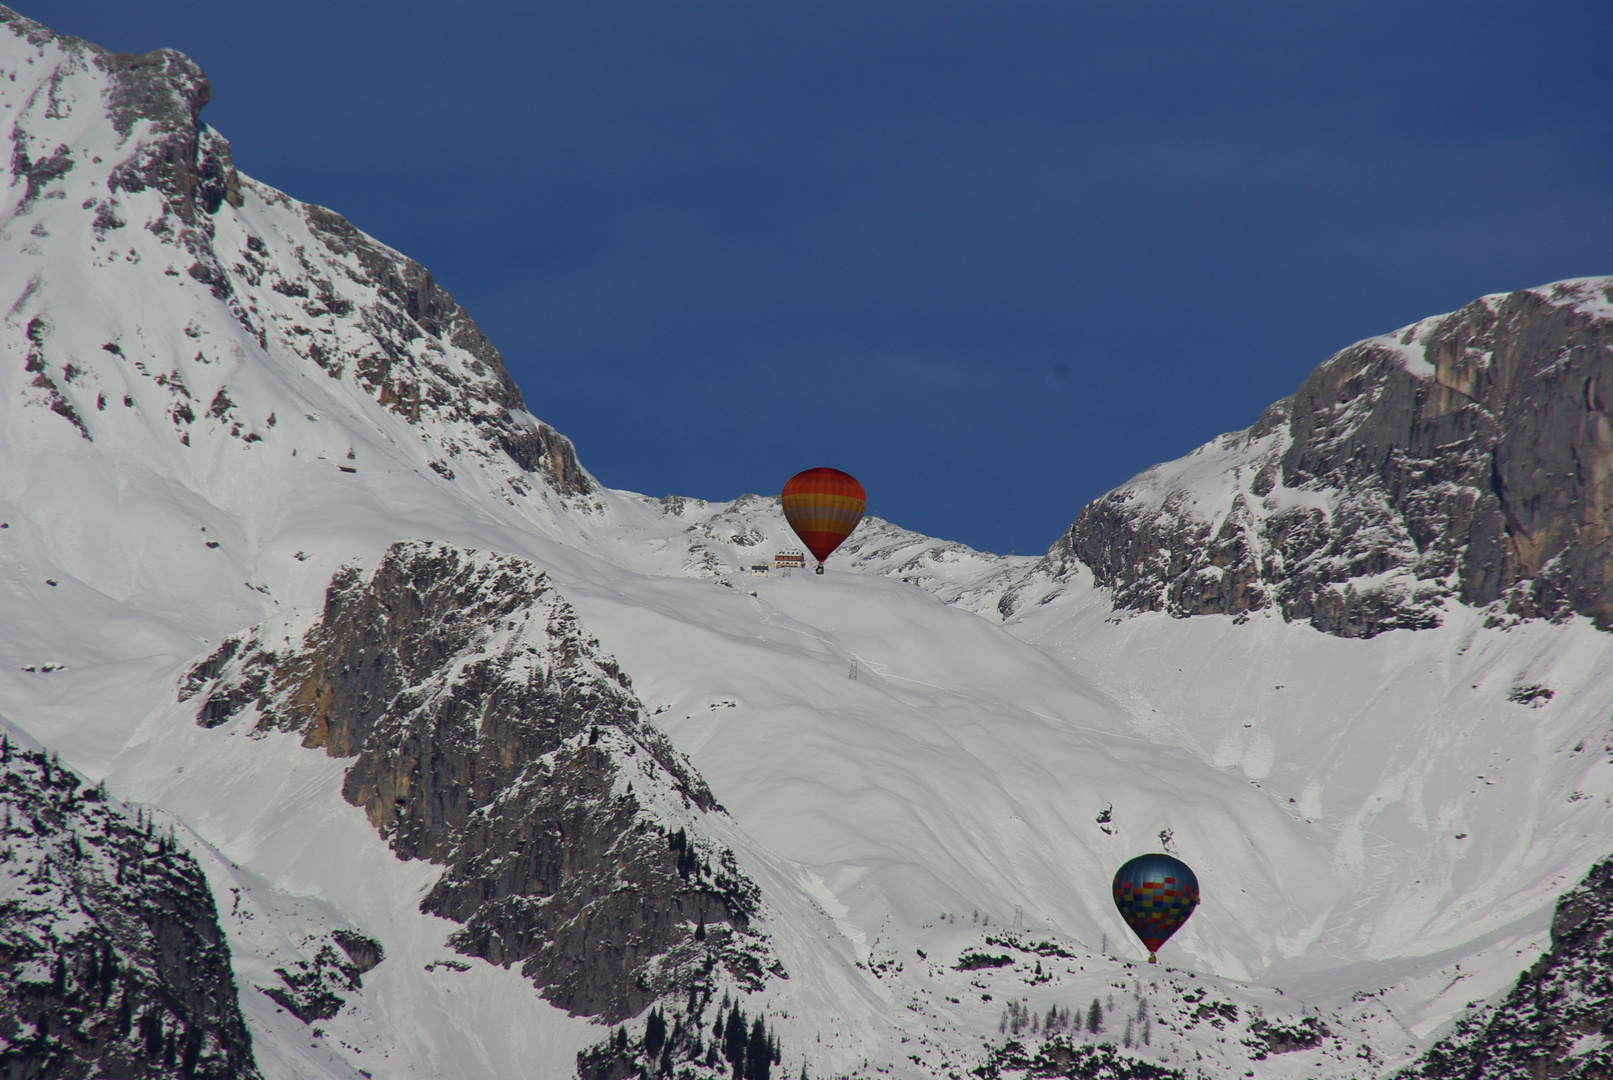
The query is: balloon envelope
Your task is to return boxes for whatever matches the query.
[781,468,866,566]
[1112,853,1200,959]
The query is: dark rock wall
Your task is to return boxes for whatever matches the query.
[183,541,779,1022]
[1398,855,1613,1080]
[1046,281,1613,637]
[0,737,260,1079]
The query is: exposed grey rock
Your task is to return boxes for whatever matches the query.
[0,7,243,250]
[296,205,591,495]
[182,542,779,1022]
[258,935,365,1025]
[0,4,590,494]
[1243,1015,1328,1058]
[1032,279,1613,637]
[100,48,242,223]
[329,930,384,976]
[10,139,72,211]
[1396,854,1613,1080]
[0,735,260,1078]
[20,314,89,440]
[972,1035,1183,1079]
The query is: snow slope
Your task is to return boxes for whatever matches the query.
[3,8,1613,1078]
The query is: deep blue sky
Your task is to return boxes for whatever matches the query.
[25,2,1613,554]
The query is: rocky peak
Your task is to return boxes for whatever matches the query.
[1,6,588,497]
[1024,278,1613,637]
[2,6,240,228]
[182,542,780,1022]
[98,43,242,223]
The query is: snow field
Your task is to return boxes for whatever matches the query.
[6,17,1613,1078]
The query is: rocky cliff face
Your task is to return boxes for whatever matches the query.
[1399,854,1613,1080]
[1022,279,1613,638]
[1,5,588,496]
[181,542,780,1023]
[0,734,260,1079]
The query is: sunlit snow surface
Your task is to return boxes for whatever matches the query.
[3,17,1613,1080]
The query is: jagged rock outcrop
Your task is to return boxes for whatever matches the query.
[972,1036,1182,1080]
[290,202,591,495]
[0,735,259,1079]
[181,542,779,1022]
[1029,279,1613,637]
[1,5,589,495]
[1398,855,1613,1080]
[257,930,382,1025]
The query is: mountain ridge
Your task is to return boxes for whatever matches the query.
[1003,278,1613,638]
[3,6,1613,1080]
[183,540,782,1024]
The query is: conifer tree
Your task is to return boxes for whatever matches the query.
[182,1024,205,1077]
[1087,998,1103,1033]
[99,945,116,1004]
[646,1006,666,1059]
[142,1009,163,1058]
[746,1017,771,1080]
[725,1005,748,1074]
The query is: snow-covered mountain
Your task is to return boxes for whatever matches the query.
[1002,279,1613,638]
[2,6,1611,1079]
[0,722,259,1078]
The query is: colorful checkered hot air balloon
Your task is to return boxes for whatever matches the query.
[1112,853,1200,963]
[781,468,866,574]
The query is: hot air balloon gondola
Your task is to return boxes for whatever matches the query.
[781,468,866,573]
[1112,853,1199,963]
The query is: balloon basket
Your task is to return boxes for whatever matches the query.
[1148,954,1157,964]
[815,565,824,575]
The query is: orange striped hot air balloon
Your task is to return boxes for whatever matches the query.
[781,468,866,573]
